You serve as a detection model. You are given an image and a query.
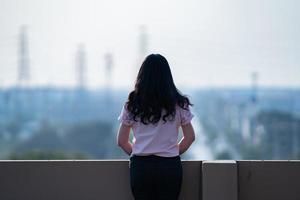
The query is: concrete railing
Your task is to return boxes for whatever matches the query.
[0,160,299,200]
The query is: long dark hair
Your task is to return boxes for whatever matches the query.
[126,54,192,125]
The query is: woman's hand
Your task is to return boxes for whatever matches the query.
[117,123,133,156]
[178,122,195,155]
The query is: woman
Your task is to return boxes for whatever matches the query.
[117,54,196,200]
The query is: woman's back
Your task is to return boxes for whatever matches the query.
[118,104,194,157]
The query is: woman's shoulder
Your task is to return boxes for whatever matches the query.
[175,103,194,125]
[118,102,134,126]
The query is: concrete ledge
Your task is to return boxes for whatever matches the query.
[1,160,300,200]
[0,160,202,200]
[179,160,202,200]
[202,160,237,200]
[238,160,300,200]
[0,160,133,200]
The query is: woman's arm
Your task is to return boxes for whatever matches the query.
[178,122,195,155]
[117,123,133,156]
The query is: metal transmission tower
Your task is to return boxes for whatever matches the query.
[138,25,148,59]
[72,44,87,121]
[249,71,259,145]
[104,53,114,114]
[75,44,87,90]
[104,53,113,90]
[18,26,30,87]
[251,71,258,103]
[135,25,148,75]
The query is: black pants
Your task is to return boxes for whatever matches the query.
[129,154,183,200]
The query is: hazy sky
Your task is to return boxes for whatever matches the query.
[0,0,299,89]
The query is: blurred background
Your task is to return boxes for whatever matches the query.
[0,0,299,160]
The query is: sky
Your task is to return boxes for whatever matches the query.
[0,0,299,89]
